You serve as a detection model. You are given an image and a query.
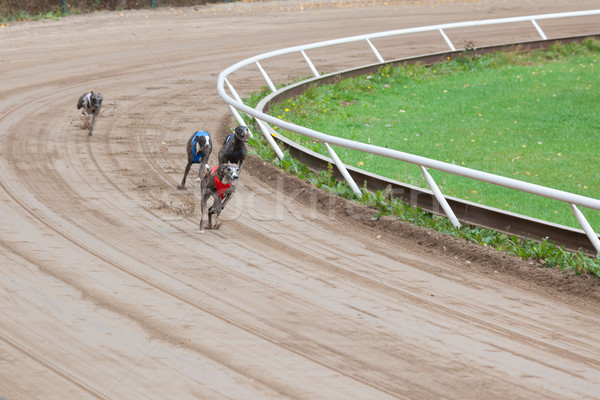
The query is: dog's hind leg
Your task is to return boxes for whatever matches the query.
[82,115,91,130]
[179,162,193,189]
[207,205,215,230]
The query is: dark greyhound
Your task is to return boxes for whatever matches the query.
[217,125,249,171]
[198,163,240,233]
[179,130,212,189]
[77,91,103,136]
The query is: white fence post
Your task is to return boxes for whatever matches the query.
[531,19,548,40]
[325,143,362,198]
[420,166,460,228]
[571,204,600,255]
[224,78,254,138]
[301,50,320,78]
[439,29,456,51]
[256,119,284,160]
[255,60,277,93]
[366,38,385,63]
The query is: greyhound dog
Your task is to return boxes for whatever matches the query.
[77,91,103,136]
[179,130,212,189]
[198,163,240,233]
[218,125,249,171]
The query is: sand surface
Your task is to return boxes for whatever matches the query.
[1,1,600,398]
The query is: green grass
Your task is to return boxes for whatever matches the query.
[0,0,223,24]
[246,131,600,277]
[1,9,61,23]
[267,39,600,231]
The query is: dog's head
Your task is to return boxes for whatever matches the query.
[234,125,249,142]
[217,163,240,186]
[196,133,211,153]
[91,92,103,110]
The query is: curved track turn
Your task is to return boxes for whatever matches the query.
[1,1,600,399]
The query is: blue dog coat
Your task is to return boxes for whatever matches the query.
[192,131,210,163]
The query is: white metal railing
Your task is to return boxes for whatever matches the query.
[217,9,600,254]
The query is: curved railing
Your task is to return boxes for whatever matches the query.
[217,9,600,255]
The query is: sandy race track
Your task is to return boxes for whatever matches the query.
[1,0,600,398]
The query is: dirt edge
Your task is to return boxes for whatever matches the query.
[244,155,600,308]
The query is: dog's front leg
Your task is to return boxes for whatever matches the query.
[198,192,210,234]
[208,195,223,230]
[220,192,233,211]
[89,107,100,136]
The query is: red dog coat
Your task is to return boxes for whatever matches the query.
[211,165,231,200]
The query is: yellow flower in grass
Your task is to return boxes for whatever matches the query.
[358,161,364,166]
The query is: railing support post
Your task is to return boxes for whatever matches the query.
[570,204,600,255]
[325,143,362,198]
[366,38,384,63]
[439,28,456,51]
[256,120,284,160]
[531,19,547,40]
[420,166,460,228]
[255,60,277,93]
[301,50,320,78]
[224,78,254,138]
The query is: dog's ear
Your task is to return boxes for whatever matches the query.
[215,164,225,180]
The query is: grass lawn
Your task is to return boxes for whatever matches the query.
[267,39,600,230]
